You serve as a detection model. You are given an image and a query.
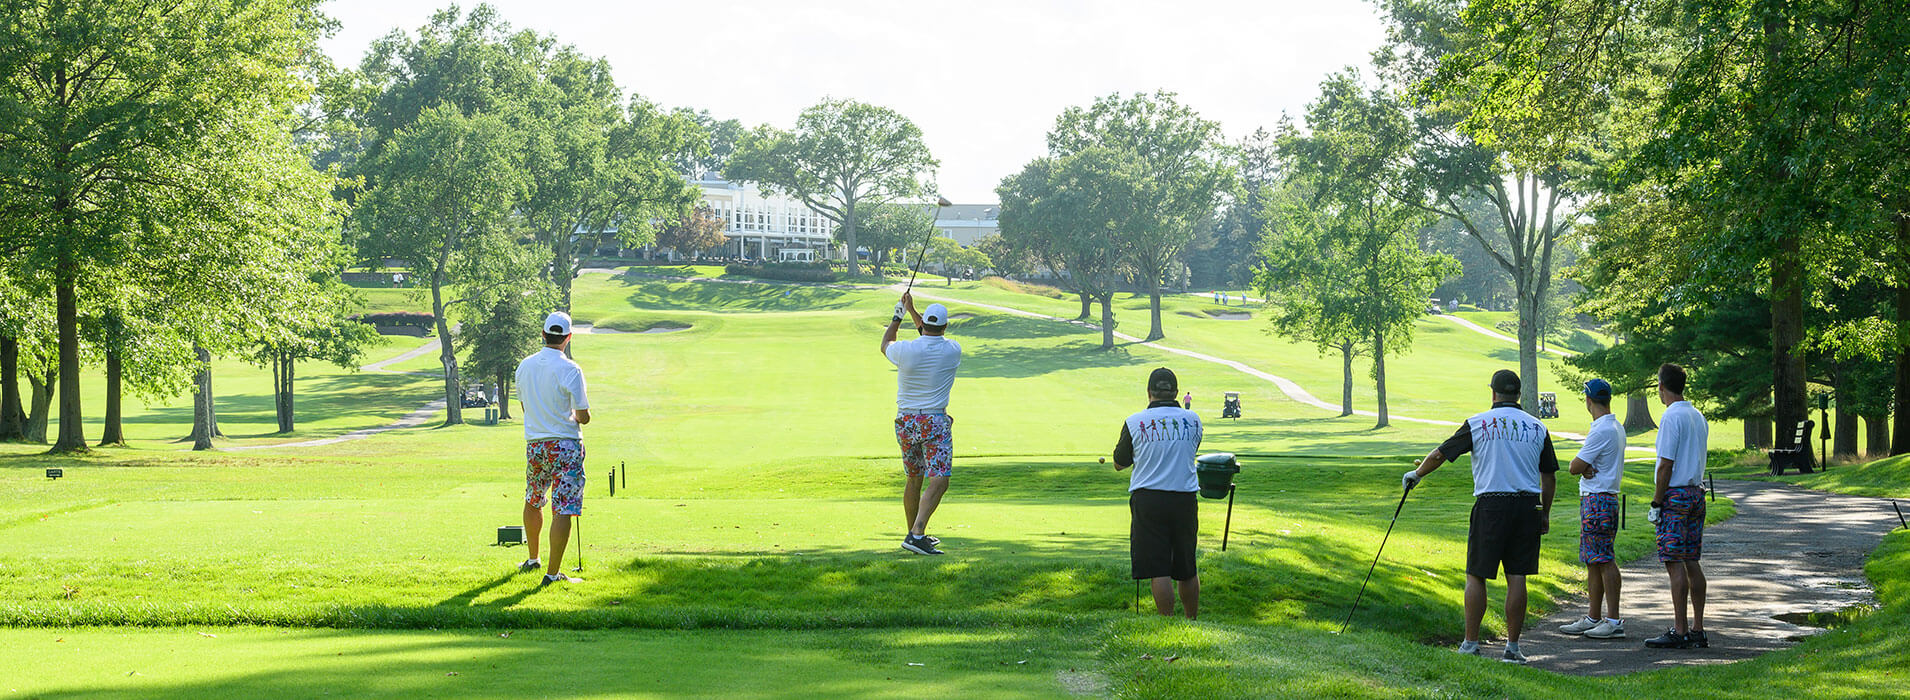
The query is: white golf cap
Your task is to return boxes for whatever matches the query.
[923,303,949,326]
[543,311,573,335]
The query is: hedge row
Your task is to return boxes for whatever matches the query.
[725,263,838,283]
[352,311,435,329]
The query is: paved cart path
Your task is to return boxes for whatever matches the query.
[1519,480,1901,675]
[227,339,445,451]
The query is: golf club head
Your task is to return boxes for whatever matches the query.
[935,196,952,207]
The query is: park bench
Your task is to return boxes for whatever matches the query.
[1767,420,1816,475]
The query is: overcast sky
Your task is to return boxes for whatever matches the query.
[318,0,1390,203]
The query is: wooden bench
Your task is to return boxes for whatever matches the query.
[1767,420,1816,475]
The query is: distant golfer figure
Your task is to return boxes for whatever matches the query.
[1403,369,1558,663]
[1181,391,1193,411]
[1112,367,1204,619]
[514,311,592,585]
[1646,363,1710,650]
[1559,378,1627,640]
[881,292,961,555]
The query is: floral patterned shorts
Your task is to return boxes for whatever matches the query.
[526,439,586,516]
[895,413,954,478]
[1656,485,1705,562]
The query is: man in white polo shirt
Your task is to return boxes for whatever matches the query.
[1558,378,1627,640]
[1646,363,1710,650]
[1403,369,1559,663]
[514,311,592,586]
[1112,367,1204,619]
[881,292,961,555]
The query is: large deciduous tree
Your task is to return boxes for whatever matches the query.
[998,150,1137,350]
[726,98,938,277]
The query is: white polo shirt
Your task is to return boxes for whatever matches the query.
[885,335,961,411]
[1117,402,1203,492]
[1656,400,1709,487]
[1574,413,1626,495]
[514,347,590,441]
[1437,403,1561,496]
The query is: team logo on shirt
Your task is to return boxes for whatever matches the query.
[1474,414,1544,445]
[1136,414,1202,444]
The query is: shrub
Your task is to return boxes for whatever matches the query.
[353,311,436,331]
[725,262,838,284]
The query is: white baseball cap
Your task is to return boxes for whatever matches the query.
[543,311,573,335]
[923,303,949,326]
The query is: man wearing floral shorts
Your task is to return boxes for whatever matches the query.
[1559,379,1627,640]
[514,311,592,585]
[881,292,961,555]
[1647,363,1710,650]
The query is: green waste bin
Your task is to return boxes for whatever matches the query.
[1195,453,1239,499]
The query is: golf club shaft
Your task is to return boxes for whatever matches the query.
[573,516,583,572]
[1339,486,1412,634]
[903,201,947,292]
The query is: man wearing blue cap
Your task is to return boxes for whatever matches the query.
[1559,379,1627,639]
[881,292,962,555]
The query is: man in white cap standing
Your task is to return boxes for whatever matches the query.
[514,311,592,585]
[880,292,961,555]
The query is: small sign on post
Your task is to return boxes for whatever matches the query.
[45,468,62,480]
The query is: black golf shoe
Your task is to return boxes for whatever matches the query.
[1687,630,1709,648]
[902,534,943,555]
[1644,629,1690,649]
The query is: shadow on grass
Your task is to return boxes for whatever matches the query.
[118,371,435,439]
[959,342,1143,379]
[951,314,1094,341]
[614,278,858,313]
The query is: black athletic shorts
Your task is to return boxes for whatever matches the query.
[1130,488,1198,581]
[1467,493,1543,579]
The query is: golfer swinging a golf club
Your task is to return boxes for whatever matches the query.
[1403,369,1558,663]
[514,311,591,585]
[881,292,961,555]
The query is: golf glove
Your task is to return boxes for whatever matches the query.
[892,301,906,322]
[1647,506,1662,524]
[1401,469,1422,492]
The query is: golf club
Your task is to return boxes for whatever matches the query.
[1338,464,1417,634]
[573,516,583,572]
[903,196,954,293]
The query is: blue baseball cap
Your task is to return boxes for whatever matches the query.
[1582,378,1612,402]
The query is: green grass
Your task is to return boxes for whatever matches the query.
[1,270,1901,698]
[1711,451,1910,499]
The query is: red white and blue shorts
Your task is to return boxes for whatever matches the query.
[895,412,954,478]
[1656,485,1705,562]
[526,438,586,516]
[1578,492,1619,564]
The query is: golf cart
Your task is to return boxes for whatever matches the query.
[1537,392,1559,419]
[1221,392,1242,420]
[460,384,493,409]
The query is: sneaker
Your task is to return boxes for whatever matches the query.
[518,558,541,572]
[540,573,581,586]
[1687,630,1708,648]
[1455,640,1482,656]
[1558,616,1600,635]
[1644,629,1689,649]
[1585,618,1626,639]
[1501,645,1528,664]
[924,535,941,546]
[902,534,943,555]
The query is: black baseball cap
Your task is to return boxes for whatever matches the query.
[1490,369,1521,396]
[1149,367,1178,394]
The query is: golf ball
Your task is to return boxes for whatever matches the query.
[1099,457,1107,464]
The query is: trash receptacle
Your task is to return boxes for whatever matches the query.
[1195,453,1239,499]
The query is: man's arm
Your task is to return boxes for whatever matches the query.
[1113,424,1135,470]
[1569,456,1594,476]
[1410,423,1474,480]
[1654,458,1674,505]
[1539,470,1556,535]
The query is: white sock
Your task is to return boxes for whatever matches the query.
[1505,641,1521,654]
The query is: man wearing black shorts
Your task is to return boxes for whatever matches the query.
[1403,369,1558,663]
[1112,368,1204,619]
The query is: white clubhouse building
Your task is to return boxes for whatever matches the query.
[686,173,996,262]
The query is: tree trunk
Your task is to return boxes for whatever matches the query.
[1515,280,1541,413]
[842,204,861,277]
[52,276,85,452]
[1339,342,1355,417]
[1864,414,1889,458]
[275,351,296,434]
[1743,416,1772,450]
[496,373,512,420]
[1099,294,1115,351]
[0,335,23,441]
[1896,213,1910,454]
[25,364,54,444]
[1373,329,1390,429]
[99,342,124,446]
[554,233,575,312]
[1771,238,1808,455]
[1623,393,1656,432]
[1076,292,1091,321]
[1146,286,1164,341]
[1833,403,1859,462]
[190,345,221,450]
[432,244,464,426]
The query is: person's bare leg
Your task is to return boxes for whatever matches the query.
[1150,576,1175,616]
[523,502,544,561]
[1603,563,1623,620]
[1665,562,1689,634]
[1586,566,1604,620]
[1464,574,1487,642]
[1687,561,1706,632]
[911,475,949,536]
[1178,575,1199,620]
[1505,574,1527,643]
[903,475,923,533]
[545,514,572,576]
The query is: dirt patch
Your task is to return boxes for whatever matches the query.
[641,322,692,334]
[1206,310,1251,320]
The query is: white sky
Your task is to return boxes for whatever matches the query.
[319,0,1389,203]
